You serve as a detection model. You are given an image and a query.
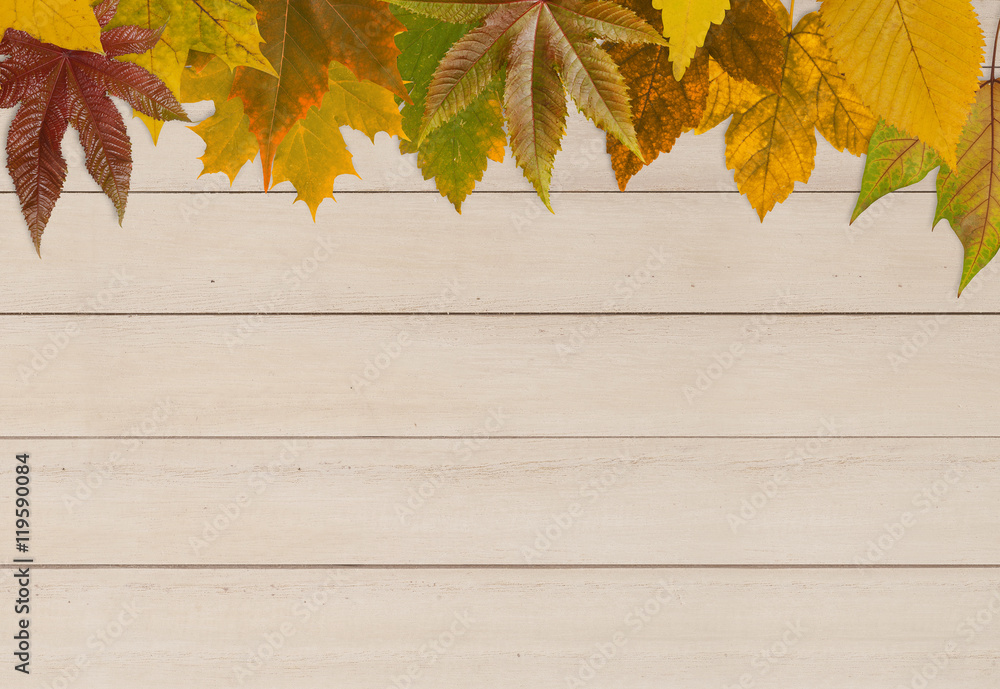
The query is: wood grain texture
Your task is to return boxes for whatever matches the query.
[3,315,999,437]
[1,192,994,314]
[1,1,996,682]
[4,438,995,565]
[0,570,997,689]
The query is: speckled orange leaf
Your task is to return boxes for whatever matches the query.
[603,0,708,189]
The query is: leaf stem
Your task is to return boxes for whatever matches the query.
[788,0,795,24]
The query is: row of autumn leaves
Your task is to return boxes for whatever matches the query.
[0,0,994,291]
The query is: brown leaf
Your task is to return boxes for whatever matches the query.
[605,45,709,190]
[704,0,784,92]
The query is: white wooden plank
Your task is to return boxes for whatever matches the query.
[2,569,996,689]
[3,315,999,436]
[6,438,996,565]
[3,192,995,313]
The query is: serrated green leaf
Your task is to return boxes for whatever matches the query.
[395,8,507,210]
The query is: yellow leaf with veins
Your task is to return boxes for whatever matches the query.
[110,0,274,143]
[270,63,404,217]
[819,0,983,168]
[696,58,769,134]
[0,0,103,52]
[720,5,874,219]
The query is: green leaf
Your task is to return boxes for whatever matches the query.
[852,119,943,224]
[388,0,662,205]
[935,81,1000,296]
[395,8,507,211]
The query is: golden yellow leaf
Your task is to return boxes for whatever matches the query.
[324,62,406,142]
[271,106,357,219]
[0,0,103,53]
[820,0,984,168]
[790,13,874,157]
[651,0,729,80]
[696,57,768,134]
[721,7,874,219]
[270,63,403,217]
[180,57,259,183]
[111,0,274,143]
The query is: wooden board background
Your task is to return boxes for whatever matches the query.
[2,1,1000,687]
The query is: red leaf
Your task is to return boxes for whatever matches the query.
[5,71,69,250]
[101,25,163,58]
[0,2,189,250]
[94,0,120,28]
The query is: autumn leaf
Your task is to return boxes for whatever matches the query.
[109,0,273,142]
[270,100,358,219]
[230,0,408,188]
[703,0,783,92]
[391,0,664,209]
[271,62,405,216]
[394,8,506,211]
[179,55,258,183]
[184,55,404,214]
[851,119,943,224]
[603,0,708,190]
[935,81,1000,296]
[721,2,874,220]
[323,62,407,141]
[819,0,984,169]
[695,56,768,134]
[0,0,188,251]
[651,0,728,81]
[0,0,103,53]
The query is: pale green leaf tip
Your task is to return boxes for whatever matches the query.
[957,273,972,297]
[535,186,554,213]
[849,202,864,225]
[415,121,433,148]
[628,141,645,164]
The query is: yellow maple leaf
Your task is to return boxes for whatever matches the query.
[111,0,274,143]
[271,108,358,219]
[820,0,984,168]
[712,5,874,219]
[271,62,404,217]
[323,62,407,143]
[180,58,259,183]
[651,0,730,81]
[0,0,103,52]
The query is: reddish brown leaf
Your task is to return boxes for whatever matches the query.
[0,2,188,250]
